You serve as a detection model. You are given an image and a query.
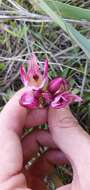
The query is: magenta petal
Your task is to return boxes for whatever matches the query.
[51,92,82,109]
[27,53,40,77]
[20,65,28,86]
[43,59,48,78]
[19,92,38,109]
[49,77,68,93]
[51,94,67,109]
[62,92,83,103]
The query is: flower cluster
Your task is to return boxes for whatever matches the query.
[19,54,82,109]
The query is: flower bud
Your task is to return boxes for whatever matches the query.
[19,92,38,109]
[49,77,68,93]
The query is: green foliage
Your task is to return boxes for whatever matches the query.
[5,24,29,39]
[45,0,90,21]
[31,0,90,58]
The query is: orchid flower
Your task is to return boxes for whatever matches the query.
[20,54,48,90]
[51,92,82,109]
[19,54,82,109]
[19,54,48,108]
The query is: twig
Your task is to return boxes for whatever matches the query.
[0,13,90,26]
[80,60,89,97]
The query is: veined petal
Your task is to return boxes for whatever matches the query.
[19,92,38,109]
[49,77,69,94]
[43,59,48,78]
[51,94,67,109]
[27,53,40,78]
[62,92,83,103]
[20,65,29,86]
[51,92,82,109]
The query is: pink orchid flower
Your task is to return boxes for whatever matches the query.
[19,54,82,109]
[51,92,82,109]
[19,54,48,108]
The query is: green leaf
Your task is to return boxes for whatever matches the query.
[31,0,90,59]
[65,23,90,59]
[45,0,90,21]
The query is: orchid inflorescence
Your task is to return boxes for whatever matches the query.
[19,54,82,109]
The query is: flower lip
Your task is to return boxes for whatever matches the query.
[33,74,39,81]
[51,92,82,109]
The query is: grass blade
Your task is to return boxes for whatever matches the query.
[45,0,90,21]
[31,0,90,59]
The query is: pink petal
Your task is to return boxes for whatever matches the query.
[19,65,29,86]
[51,94,68,109]
[19,92,38,109]
[49,77,69,94]
[62,92,83,103]
[39,76,48,90]
[27,53,40,78]
[51,92,82,109]
[43,59,48,78]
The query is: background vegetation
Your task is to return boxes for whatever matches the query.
[0,0,90,189]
